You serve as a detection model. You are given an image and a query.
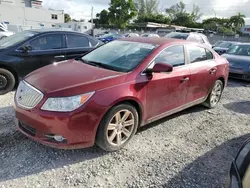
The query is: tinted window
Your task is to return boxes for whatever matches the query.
[165,32,189,40]
[188,46,207,63]
[155,45,185,67]
[206,49,214,60]
[67,34,89,48]
[28,34,64,50]
[89,37,99,46]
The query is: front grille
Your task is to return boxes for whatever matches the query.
[16,81,43,109]
[19,121,36,136]
[229,73,243,78]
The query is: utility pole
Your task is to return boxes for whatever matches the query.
[91,6,94,36]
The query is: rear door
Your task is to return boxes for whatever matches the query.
[16,33,66,77]
[65,34,94,59]
[186,44,217,103]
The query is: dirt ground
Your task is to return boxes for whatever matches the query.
[0,79,250,188]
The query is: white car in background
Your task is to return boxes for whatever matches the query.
[140,33,160,38]
[124,33,139,37]
[0,23,14,40]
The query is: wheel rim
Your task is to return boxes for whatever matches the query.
[0,74,7,89]
[210,82,222,106]
[106,109,135,147]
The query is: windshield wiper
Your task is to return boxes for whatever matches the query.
[79,59,122,72]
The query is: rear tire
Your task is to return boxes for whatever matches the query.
[0,68,15,95]
[203,80,223,108]
[96,104,139,152]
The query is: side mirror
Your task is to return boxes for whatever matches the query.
[19,45,32,53]
[146,62,173,74]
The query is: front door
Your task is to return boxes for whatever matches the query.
[185,45,217,103]
[15,33,66,77]
[65,34,94,59]
[145,45,190,121]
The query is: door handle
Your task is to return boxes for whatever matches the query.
[181,77,190,83]
[54,55,65,58]
[210,67,217,74]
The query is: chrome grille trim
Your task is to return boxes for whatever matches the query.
[15,81,44,109]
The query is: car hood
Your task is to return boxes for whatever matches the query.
[25,59,127,96]
[222,54,250,69]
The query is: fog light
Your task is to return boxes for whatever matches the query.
[45,134,66,142]
[54,135,65,142]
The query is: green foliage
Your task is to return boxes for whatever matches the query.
[135,14,170,24]
[64,13,71,23]
[229,13,245,31]
[108,0,137,28]
[94,9,110,25]
[134,0,159,16]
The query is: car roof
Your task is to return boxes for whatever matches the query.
[119,37,187,45]
[26,29,88,35]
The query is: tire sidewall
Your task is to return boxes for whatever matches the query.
[0,68,15,95]
[96,104,139,152]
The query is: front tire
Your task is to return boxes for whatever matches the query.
[96,104,139,151]
[203,80,223,108]
[0,68,15,95]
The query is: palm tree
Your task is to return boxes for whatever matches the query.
[229,13,246,32]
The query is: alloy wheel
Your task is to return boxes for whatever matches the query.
[210,82,222,106]
[106,110,135,146]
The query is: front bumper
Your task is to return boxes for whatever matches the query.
[14,102,105,149]
[229,68,250,81]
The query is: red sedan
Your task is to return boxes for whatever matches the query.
[14,38,229,151]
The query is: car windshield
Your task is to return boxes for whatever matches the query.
[82,40,157,72]
[218,42,235,48]
[226,45,250,56]
[141,34,149,37]
[0,31,37,49]
[213,41,223,47]
[165,32,189,40]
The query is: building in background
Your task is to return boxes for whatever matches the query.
[241,25,250,35]
[55,22,92,34]
[0,0,64,31]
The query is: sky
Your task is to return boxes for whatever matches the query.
[43,0,250,24]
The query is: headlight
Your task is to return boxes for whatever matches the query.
[41,92,94,112]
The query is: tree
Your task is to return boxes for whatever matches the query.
[64,13,71,23]
[190,4,203,22]
[229,13,245,31]
[134,0,159,16]
[165,1,186,21]
[108,0,137,28]
[135,14,170,24]
[98,9,110,24]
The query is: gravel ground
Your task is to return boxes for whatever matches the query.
[0,79,250,188]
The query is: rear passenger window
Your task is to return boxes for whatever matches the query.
[188,46,207,63]
[206,49,214,60]
[155,45,185,67]
[67,34,89,48]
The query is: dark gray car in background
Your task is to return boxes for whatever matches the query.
[222,43,250,81]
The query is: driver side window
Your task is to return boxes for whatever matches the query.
[154,45,185,67]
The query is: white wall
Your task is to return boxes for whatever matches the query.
[0,3,64,28]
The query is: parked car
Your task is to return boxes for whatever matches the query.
[213,41,239,55]
[0,26,14,40]
[227,138,250,188]
[222,43,250,81]
[140,33,160,37]
[124,33,139,37]
[15,38,229,151]
[165,32,212,48]
[97,33,124,43]
[0,29,102,95]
